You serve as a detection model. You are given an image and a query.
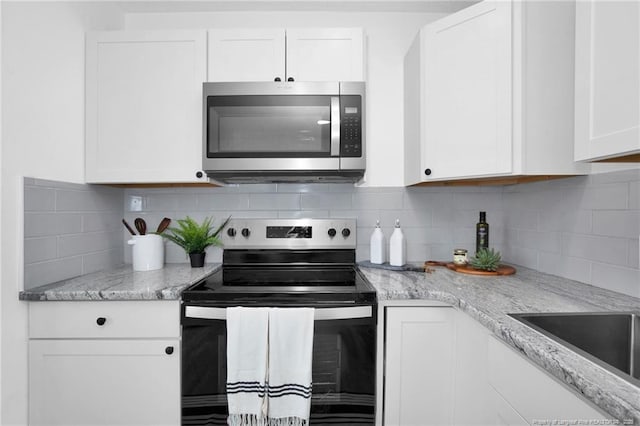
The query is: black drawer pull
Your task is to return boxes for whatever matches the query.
[96,317,106,326]
[165,346,174,355]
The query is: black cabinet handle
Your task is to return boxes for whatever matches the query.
[96,317,106,326]
[195,171,204,179]
[274,77,281,82]
[165,346,174,355]
[424,168,432,176]
[287,77,295,82]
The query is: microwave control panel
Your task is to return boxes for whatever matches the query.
[340,95,362,157]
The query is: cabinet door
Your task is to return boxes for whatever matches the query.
[85,31,208,184]
[384,307,455,426]
[286,28,364,82]
[487,336,607,423]
[422,2,512,180]
[208,29,286,82]
[574,1,640,161]
[29,339,180,426]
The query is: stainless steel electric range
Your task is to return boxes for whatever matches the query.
[181,219,377,426]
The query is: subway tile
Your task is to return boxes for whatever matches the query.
[328,184,358,193]
[592,210,640,238]
[58,231,122,258]
[277,183,329,193]
[516,230,562,253]
[55,188,121,212]
[249,193,300,210]
[589,168,640,184]
[237,184,277,193]
[353,191,403,210]
[277,210,330,219]
[406,243,430,263]
[378,209,431,228]
[423,227,454,245]
[579,183,628,210]
[24,213,82,237]
[331,210,377,227]
[196,193,249,211]
[504,247,538,270]
[591,262,640,298]
[403,192,452,212]
[537,253,592,284]
[146,193,198,212]
[538,209,592,234]
[301,193,352,210]
[451,191,502,211]
[83,248,124,275]
[562,233,629,266]
[630,181,639,210]
[227,210,277,219]
[82,212,122,233]
[24,237,57,264]
[24,257,83,289]
[628,238,639,269]
[430,244,454,261]
[24,187,56,211]
[502,209,538,231]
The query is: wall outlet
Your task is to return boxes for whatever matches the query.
[128,195,143,212]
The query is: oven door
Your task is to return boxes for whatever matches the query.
[181,304,376,426]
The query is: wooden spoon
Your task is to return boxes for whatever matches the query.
[156,217,171,234]
[134,217,147,235]
[122,219,136,236]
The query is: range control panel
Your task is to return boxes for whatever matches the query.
[340,95,362,158]
[222,218,356,249]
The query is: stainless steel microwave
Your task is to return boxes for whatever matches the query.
[202,81,365,183]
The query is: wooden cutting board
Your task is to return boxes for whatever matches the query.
[425,261,516,276]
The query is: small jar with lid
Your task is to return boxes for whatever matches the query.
[453,248,468,265]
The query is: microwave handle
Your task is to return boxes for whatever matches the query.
[330,97,340,156]
[184,305,372,321]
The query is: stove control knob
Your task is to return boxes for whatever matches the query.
[327,228,337,238]
[241,228,251,238]
[341,228,351,238]
[227,228,236,237]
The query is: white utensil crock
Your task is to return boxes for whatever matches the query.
[127,234,164,271]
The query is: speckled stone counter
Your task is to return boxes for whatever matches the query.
[19,264,220,301]
[360,264,640,423]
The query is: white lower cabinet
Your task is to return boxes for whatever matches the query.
[380,303,610,425]
[383,305,456,425]
[487,336,607,424]
[28,301,180,426]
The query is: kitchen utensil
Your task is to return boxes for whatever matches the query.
[122,219,136,236]
[156,217,171,234]
[134,218,147,235]
[127,234,164,271]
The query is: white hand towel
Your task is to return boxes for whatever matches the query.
[267,308,315,425]
[226,307,269,426]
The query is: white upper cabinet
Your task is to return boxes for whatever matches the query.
[85,31,209,184]
[285,28,364,82]
[207,29,286,82]
[574,1,640,162]
[208,28,364,82]
[405,1,589,185]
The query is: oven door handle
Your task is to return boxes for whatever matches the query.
[184,305,372,321]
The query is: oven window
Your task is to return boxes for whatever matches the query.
[181,315,375,426]
[207,95,332,158]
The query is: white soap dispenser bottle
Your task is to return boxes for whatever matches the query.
[370,220,386,264]
[389,219,406,267]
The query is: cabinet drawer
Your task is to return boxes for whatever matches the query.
[29,301,180,339]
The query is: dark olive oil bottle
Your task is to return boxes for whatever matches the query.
[476,211,489,254]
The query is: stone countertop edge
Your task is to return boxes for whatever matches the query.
[359,264,640,423]
[18,263,220,301]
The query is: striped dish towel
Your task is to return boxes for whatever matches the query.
[226,307,269,425]
[226,307,315,426]
[267,308,314,426]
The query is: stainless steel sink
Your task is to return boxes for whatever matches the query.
[509,312,639,386]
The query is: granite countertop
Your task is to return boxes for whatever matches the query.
[19,263,220,301]
[359,264,640,423]
[19,260,640,421]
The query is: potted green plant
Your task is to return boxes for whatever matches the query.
[161,216,230,267]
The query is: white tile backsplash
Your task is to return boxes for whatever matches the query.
[23,169,640,297]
